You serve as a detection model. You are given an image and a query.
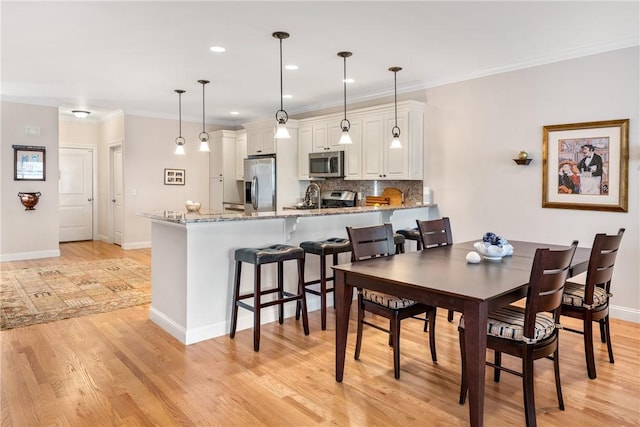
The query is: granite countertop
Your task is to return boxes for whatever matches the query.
[139,203,436,224]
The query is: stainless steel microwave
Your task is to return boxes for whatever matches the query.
[309,151,344,178]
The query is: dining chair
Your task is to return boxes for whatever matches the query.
[458,241,578,427]
[416,217,456,322]
[346,223,438,379]
[561,228,625,379]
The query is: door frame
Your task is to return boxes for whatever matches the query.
[59,144,98,240]
[108,141,123,245]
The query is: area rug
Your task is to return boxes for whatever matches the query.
[1,258,150,330]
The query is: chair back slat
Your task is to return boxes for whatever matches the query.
[416,217,453,248]
[584,228,625,304]
[524,241,578,338]
[346,223,396,261]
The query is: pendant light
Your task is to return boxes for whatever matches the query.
[337,51,353,145]
[389,67,402,149]
[174,89,186,155]
[198,79,211,152]
[273,31,291,139]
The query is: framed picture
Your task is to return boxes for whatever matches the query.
[13,145,46,181]
[542,119,629,212]
[164,168,185,185]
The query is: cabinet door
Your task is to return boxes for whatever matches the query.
[261,128,276,154]
[247,127,276,155]
[235,131,247,181]
[327,122,349,152]
[209,134,223,178]
[362,115,385,179]
[209,177,224,212]
[383,112,409,179]
[298,125,312,179]
[340,120,362,180]
[311,124,329,152]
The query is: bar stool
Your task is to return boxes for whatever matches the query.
[394,233,406,254]
[297,237,351,330]
[397,228,422,251]
[230,244,309,351]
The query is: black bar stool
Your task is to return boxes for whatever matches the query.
[394,233,406,254]
[397,228,422,251]
[297,238,351,330]
[230,244,309,351]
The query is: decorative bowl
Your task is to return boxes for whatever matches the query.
[185,201,201,212]
[18,192,41,210]
[473,241,514,261]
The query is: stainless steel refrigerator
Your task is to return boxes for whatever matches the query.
[244,155,276,213]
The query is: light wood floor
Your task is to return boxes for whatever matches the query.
[2,241,639,426]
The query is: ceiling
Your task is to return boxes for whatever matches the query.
[2,1,638,126]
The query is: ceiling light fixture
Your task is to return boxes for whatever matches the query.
[198,79,211,152]
[337,51,353,145]
[389,67,403,149]
[72,110,90,119]
[174,89,186,155]
[273,31,291,139]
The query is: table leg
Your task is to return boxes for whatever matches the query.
[463,301,488,427]
[335,270,352,382]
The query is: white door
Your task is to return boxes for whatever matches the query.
[59,147,93,242]
[111,145,124,246]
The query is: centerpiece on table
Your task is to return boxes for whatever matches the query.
[473,232,514,261]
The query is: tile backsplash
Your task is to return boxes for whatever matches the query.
[316,179,424,206]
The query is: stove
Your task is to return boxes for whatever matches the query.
[321,190,357,208]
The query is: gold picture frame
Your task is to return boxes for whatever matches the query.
[542,119,629,212]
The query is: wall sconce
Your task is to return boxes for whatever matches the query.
[513,150,532,165]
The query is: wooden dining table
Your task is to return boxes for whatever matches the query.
[332,240,591,427]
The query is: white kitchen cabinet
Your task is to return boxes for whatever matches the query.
[330,120,362,180]
[246,127,276,156]
[312,121,345,152]
[235,130,247,181]
[297,125,312,179]
[210,130,242,205]
[209,135,223,179]
[209,177,224,212]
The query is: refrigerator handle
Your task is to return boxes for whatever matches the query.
[251,176,258,210]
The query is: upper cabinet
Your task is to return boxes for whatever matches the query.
[244,121,276,156]
[235,130,247,181]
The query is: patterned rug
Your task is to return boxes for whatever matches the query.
[1,258,150,330]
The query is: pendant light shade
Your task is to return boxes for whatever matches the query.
[174,89,186,155]
[389,67,402,149]
[273,31,291,139]
[337,51,353,145]
[198,79,211,152]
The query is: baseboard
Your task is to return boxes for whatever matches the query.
[96,234,111,243]
[149,307,188,344]
[610,304,640,323]
[0,249,61,262]
[122,241,151,250]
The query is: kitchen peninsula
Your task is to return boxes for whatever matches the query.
[140,204,436,344]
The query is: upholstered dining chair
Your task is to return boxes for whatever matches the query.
[458,241,578,427]
[561,228,625,379]
[346,223,438,379]
[416,217,456,322]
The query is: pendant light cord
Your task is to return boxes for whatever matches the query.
[279,37,284,112]
[179,92,182,137]
[343,56,347,121]
[202,84,205,133]
[394,70,398,128]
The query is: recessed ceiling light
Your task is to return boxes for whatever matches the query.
[285,65,298,71]
[209,46,226,53]
[230,111,239,115]
[282,94,292,99]
[344,78,355,84]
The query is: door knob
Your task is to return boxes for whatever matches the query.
[88,198,93,202]
[112,199,116,202]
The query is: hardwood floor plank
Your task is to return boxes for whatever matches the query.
[2,241,639,426]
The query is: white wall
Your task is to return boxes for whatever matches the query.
[1,102,60,260]
[424,47,639,320]
[99,112,125,241]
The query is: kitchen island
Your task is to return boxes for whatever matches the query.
[140,204,437,344]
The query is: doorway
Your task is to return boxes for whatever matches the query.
[59,147,95,242]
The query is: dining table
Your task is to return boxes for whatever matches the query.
[332,240,591,427]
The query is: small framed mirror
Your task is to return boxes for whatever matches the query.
[13,145,46,181]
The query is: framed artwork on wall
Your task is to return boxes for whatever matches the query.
[542,119,629,212]
[13,145,46,181]
[164,168,185,185]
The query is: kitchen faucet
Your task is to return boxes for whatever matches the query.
[304,183,321,207]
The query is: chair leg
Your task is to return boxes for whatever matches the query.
[230,261,242,338]
[493,351,502,383]
[253,265,261,352]
[458,328,467,405]
[319,254,327,331]
[295,253,307,321]
[354,293,364,361]
[416,240,422,251]
[332,253,339,309]
[297,258,310,336]
[391,312,401,379]
[553,346,565,410]
[428,309,437,362]
[447,309,455,322]
[277,261,284,325]
[522,350,537,427]
[584,315,597,379]
[603,316,615,364]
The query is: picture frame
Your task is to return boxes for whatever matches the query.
[13,145,46,181]
[164,168,185,185]
[542,119,629,212]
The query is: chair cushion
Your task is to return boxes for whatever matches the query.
[362,289,416,309]
[562,281,609,308]
[397,228,420,241]
[234,244,304,265]
[459,305,556,343]
[300,238,351,256]
[393,233,405,245]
